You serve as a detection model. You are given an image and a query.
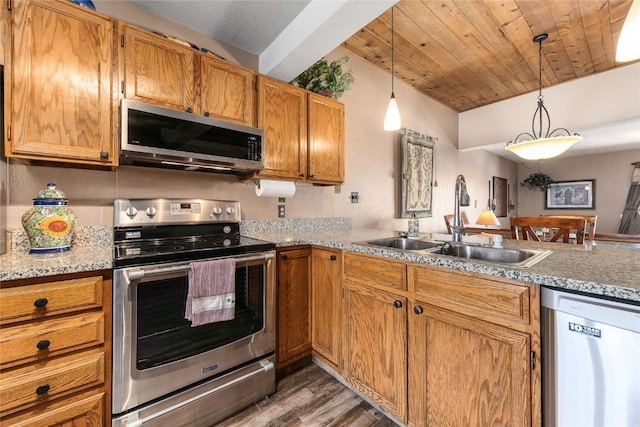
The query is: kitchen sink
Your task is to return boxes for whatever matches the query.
[357,237,442,251]
[433,242,552,268]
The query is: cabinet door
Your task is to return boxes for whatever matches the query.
[408,302,531,427]
[310,248,341,370]
[308,93,344,184]
[342,283,407,422]
[122,25,196,113]
[277,248,311,367]
[7,0,116,165]
[257,76,307,180]
[200,56,255,126]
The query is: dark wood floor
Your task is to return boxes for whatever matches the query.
[215,363,397,427]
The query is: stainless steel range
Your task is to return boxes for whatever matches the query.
[111,198,276,427]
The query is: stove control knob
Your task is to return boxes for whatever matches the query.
[222,225,232,234]
[212,207,222,216]
[125,206,138,219]
[145,206,157,218]
[226,206,235,215]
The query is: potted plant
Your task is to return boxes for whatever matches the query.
[521,172,554,191]
[290,56,355,100]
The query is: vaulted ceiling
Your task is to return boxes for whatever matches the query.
[343,0,636,112]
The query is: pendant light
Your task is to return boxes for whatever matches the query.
[383,6,401,131]
[505,34,582,160]
[616,0,640,62]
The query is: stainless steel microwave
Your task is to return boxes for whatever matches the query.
[120,99,264,174]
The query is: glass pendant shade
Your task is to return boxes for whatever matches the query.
[384,93,401,131]
[506,34,581,160]
[616,0,640,62]
[475,209,500,226]
[506,135,582,160]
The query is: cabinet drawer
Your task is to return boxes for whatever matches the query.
[0,351,104,415]
[410,266,530,326]
[0,312,105,369]
[0,391,104,427]
[0,276,103,324]
[344,253,407,291]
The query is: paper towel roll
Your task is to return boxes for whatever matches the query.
[255,179,296,198]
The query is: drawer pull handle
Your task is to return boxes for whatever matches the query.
[34,298,48,308]
[36,384,50,395]
[393,300,403,309]
[414,305,423,315]
[36,340,51,350]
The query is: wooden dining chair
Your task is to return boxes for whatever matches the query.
[540,214,597,240]
[510,216,588,244]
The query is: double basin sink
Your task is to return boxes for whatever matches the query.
[355,237,551,268]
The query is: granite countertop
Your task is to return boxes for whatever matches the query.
[242,228,640,303]
[2,220,639,303]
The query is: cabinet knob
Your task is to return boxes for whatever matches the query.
[33,298,48,308]
[282,255,288,261]
[100,150,109,159]
[394,300,403,309]
[299,173,305,178]
[330,255,337,261]
[36,340,51,350]
[186,107,193,113]
[204,111,210,117]
[36,384,50,395]
[414,305,423,315]
[309,174,316,179]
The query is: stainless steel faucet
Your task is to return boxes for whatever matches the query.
[452,174,471,242]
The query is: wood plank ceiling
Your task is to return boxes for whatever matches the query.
[342,0,635,113]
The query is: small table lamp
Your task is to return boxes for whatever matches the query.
[475,209,500,227]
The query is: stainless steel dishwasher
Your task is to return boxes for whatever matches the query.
[542,287,640,426]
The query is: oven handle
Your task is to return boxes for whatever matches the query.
[124,252,274,284]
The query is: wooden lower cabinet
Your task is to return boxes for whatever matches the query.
[340,252,540,427]
[276,247,312,367]
[310,248,341,370]
[408,302,531,426]
[342,282,407,422]
[0,271,111,426]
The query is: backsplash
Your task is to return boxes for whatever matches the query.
[240,217,351,234]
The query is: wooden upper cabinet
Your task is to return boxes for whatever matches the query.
[199,55,255,126]
[6,0,117,165]
[308,93,344,184]
[257,75,308,181]
[121,24,196,113]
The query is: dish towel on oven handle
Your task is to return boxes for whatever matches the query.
[185,258,237,326]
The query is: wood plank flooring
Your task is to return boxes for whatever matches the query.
[215,363,397,427]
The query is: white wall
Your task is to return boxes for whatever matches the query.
[516,149,640,233]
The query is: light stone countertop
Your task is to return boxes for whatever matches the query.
[2,220,639,303]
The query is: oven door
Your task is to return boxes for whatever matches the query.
[112,251,275,416]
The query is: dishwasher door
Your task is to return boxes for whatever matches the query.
[542,287,640,427]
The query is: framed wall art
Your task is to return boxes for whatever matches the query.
[492,176,508,217]
[400,128,436,218]
[546,179,595,209]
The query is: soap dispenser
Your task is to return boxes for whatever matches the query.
[408,213,420,239]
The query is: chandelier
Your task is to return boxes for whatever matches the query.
[505,34,582,160]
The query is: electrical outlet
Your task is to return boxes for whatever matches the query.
[350,192,359,203]
[278,205,286,218]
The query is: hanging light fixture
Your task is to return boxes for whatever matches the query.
[616,0,640,62]
[383,6,401,131]
[505,34,582,160]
